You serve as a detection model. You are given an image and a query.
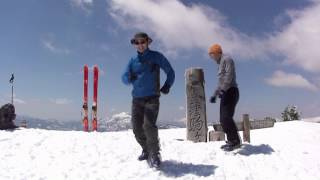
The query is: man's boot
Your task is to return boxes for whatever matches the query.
[138,150,149,161]
[147,152,161,169]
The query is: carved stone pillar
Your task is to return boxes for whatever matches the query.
[185,68,208,142]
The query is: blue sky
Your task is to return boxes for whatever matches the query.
[0,0,319,124]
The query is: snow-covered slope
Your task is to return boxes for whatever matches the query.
[1,121,320,180]
[303,117,320,123]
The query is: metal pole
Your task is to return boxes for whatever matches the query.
[9,73,14,105]
[11,84,13,104]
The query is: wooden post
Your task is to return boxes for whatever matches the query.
[243,114,250,143]
[20,120,27,128]
[185,68,208,142]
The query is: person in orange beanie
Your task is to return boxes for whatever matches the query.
[208,44,241,151]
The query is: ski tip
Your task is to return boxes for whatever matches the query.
[93,65,99,75]
[84,65,89,71]
[83,66,89,75]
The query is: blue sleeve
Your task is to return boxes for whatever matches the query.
[122,59,132,85]
[157,53,175,88]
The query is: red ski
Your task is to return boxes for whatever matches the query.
[82,65,89,132]
[92,65,99,131]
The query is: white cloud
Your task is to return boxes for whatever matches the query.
[72,0,93,5]
[42,38,70,55]
[70,0,93,13]
[50,98,73,105]
[14,98,26,104]
[269,1,320,73]
[315,77,320,88]
[179,106,185,111]
[265,70,318,91]
[108,0,320,73]
[108,0,267,59]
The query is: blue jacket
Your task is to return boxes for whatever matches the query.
[122,49,175,98]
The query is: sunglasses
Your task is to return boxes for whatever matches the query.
[134,40,147,45]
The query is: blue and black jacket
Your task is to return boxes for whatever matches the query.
[122,49,175,98]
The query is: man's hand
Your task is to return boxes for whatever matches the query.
[160,83,170,94]
[214,89,225,98]
[209,96,216,103]
[218,90,225,98]
[129,73,137,82]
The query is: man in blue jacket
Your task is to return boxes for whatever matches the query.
[122,32,175,169]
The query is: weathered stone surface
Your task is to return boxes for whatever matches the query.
[208,130,225,141]
[185,68,208,142]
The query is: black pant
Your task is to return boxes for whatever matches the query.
[220,87,240,143]
[131,96,160,154]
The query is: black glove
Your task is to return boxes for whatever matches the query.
[160,83,170,94]
[209,96,216,103]
[129,73,137,82]
[218,90,225,98]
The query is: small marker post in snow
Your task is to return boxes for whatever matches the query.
[243,114,250,143]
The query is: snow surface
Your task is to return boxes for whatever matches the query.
[1,121,320,180]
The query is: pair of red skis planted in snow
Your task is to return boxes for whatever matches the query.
[82,65,99,132]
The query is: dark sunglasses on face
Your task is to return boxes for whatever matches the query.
[134,40,147,45]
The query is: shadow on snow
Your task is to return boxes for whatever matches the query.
[236,144,275,156]
[159,160,217,177]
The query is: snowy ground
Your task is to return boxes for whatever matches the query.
[1,121,320,180]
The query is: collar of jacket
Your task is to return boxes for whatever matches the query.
[216,54,223,64]
[137,48,150,57]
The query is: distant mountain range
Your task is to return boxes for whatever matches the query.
[13,114,320,132]
[14,113,184,132]
[15,115,83,131]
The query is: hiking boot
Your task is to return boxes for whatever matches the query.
[138,150,149,161]
[222,141,241,152]
[148,152,161,169]
[220,141,232,149]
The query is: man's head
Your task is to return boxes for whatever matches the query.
[208,44,223,64]
[131,32,152,53]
